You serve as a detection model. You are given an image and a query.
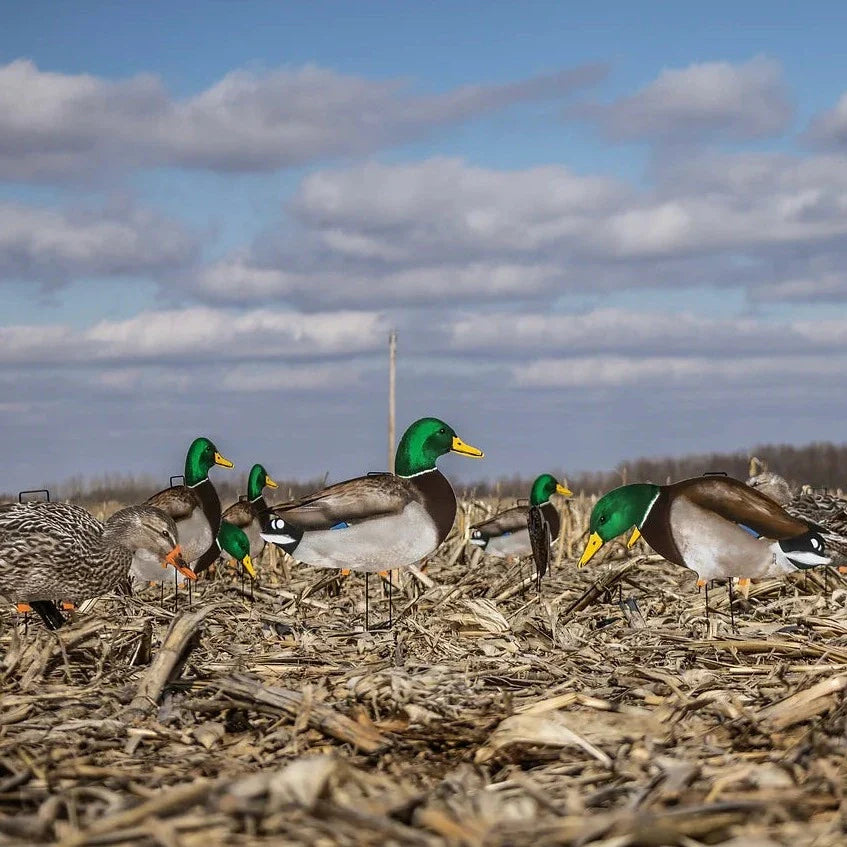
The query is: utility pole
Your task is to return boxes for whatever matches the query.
[388,329,397,473]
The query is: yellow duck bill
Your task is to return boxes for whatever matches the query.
[578,532,604,568]
[451,436,484,458]
[265,475,278,489]
[241,554,257,579]
[214,452,234,469]
[627,527,642,548]
[556,483,573,497]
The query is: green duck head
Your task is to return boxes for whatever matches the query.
[184,437,234,486]
[530,473,572,506]
[394,417,484,478]
[579,483,660,567]
[218,520,256,578]
[247,463,278,501]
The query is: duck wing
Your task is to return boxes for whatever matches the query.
[0,503,102,598]
[221,500,255,530]
[673,476,812,540]
[0,502,100,550]
[471,506,530,539]
[145,486,200,521]
[267,474,416,530]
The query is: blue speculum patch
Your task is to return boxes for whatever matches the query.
[331,522,349,530]
[737,523,760,538]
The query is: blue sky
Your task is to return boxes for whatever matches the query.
[2,1,847,491]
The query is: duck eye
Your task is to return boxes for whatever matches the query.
[439,428,446,434]
[599,515,607,524]
[161,529,170,539]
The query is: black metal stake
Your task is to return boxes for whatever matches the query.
[365,573,370,631]
[728,579,736,631]
[705,582,710,623]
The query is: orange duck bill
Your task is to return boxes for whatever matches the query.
[163,545,197,580]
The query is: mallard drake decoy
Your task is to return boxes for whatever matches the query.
[218,520,256,579]
[136,437,233,582]
[261,417,483,573]
[0,502,194,629]
[221,464,278,565]
[470,474,571,557]
[578,475,847,581]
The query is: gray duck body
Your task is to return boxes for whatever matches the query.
[263,470,457,573]
[142,478,220,577]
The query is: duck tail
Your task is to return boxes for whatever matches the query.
[777,529,832,570]
[260,513,304,555]
[30,600,66,630]
[469,529,488,549]
[528,505,550,579]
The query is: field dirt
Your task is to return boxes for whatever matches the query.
[2,496,847,846]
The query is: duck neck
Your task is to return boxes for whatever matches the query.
[185,454,209,487]
[407,468,456,544]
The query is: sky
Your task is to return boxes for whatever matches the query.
[3,0,847,491]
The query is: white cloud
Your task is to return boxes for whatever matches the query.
[194,252,564,306]
[806,91,847,149]
[512,353,847,389]
[0,59,606,180]
[750,273,847,302]
[592,56,792,143]
[0,202,197,284]
[0,307,386,365]
[447,309,847,356]
[191,153,847,307]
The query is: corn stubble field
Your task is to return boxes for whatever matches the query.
[2,495,847,846]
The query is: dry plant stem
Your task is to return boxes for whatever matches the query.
[212,673,389,753]
[57,778,213,847]
[126,603,224,716]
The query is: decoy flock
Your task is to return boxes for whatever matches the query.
[3,420,847,844]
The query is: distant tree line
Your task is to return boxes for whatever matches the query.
[3,441,845,505]
[2,472,328,508]
[460,441,847,499]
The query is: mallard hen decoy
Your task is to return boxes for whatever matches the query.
[579,475,847,581]
[136,437,233,582]
[1,502,193,628]
[221,463,277,565]
[470,474,571,557]
[261,417,483,573]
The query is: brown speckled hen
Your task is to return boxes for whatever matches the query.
[0,502,194,607]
